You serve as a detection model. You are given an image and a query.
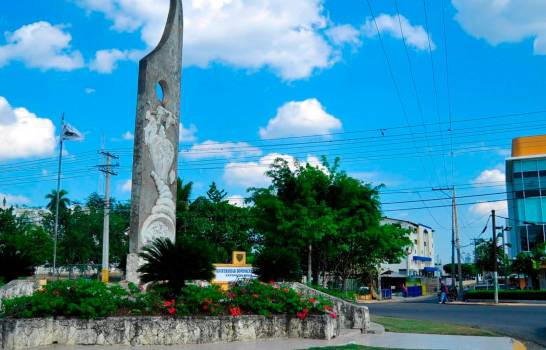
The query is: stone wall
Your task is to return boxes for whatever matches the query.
[0,315,338,350]
[289,282,370,332]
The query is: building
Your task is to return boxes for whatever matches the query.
[505,135,546,258]
[380,217,436,277]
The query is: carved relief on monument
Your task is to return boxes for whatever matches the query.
[140,104,177,246]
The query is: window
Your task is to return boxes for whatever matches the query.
[424,242,427,246]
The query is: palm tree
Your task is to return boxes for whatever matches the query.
[138,237,213,296]
[176,178,193,211]
[45,189,70,213]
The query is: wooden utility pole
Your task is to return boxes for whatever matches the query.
[432,186,463,298]
[453,188,463,300]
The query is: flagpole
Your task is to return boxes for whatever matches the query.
[52,113,64,276]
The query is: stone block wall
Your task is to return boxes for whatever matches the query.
[288,282,370,332]
[0,315,338,350]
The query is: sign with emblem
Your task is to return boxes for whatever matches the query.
[212,251,256,289]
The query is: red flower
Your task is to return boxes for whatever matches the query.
[282,288,289,293]
[252,293,259,299]
[227,292,236,299]
[269,280,275,285]
[309,298,316,303]
[329,312,337,319]
[229,306,241,317]
[163,300,175,307]
[202,304,209,311]
[168,307,176,315]
[323,305,332,311]
[296,308,309,320]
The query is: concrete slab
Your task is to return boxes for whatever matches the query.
[32,330,523,350]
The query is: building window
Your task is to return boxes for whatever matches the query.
[424,241,427,246]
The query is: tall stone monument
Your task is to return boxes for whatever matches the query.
[126,0,183,284]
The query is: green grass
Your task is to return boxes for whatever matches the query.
[371,315,498,337]
[305,345,419,350]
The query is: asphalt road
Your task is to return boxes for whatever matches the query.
[366,298,546,348]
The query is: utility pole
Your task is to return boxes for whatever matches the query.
[98,151,118,283]
[453,187,464,300]
[491,210,499,304]
[432,186,463,298]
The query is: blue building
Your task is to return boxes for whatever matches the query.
[505,135,546,258]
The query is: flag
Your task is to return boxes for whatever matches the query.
[61,123,84,141]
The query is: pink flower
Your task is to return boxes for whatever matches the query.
[252,293,259,299]
[309,298,316,303]
[168,307,176,315]
[163,299,175,307]
[329,312,337,319]
[324,305,332,311]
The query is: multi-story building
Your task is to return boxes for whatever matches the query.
[505,135,546,258]
[380,217,436,276]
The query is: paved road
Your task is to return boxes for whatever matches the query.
[366,298,546,348]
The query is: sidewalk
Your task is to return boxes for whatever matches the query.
[452,300,546,307]
[39,329,525,350]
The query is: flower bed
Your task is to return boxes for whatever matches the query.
[0,279,340,349]
[1,279,336,320]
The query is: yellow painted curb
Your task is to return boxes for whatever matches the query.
[513,339,526,350]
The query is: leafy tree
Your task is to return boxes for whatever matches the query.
[250,156,411,287]
[475,238,508,273]
[442,263,477,278]
[138,237,214,295]
[512,243,546,289]
[0,207,53,276]
[0,244,34,282]
[254,247,301,282]
[176,182,254,263]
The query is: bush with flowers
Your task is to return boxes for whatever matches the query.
[0,279,335,321]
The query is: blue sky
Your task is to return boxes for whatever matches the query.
[1,0,546,263]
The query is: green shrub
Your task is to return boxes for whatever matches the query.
[1,279,131,319]
[464,289,546,301]
[176,285,226,316]
[138,237,214,296]
[230,280,334,318]
[1,279,336,320]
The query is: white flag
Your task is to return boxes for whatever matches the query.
[61,123,84,141]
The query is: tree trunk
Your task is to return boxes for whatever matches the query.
[307,243,312,285]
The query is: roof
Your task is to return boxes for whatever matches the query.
[511,134,546,157]
[382,217,434,231]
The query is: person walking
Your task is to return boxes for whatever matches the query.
[439,282,448,304]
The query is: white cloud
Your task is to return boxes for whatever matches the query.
[89,48,142,73]
[120,179,132,193]
[0,193,31,206]
[326,24,361,46]
[122,131,134,140]
[181,140,261,160]
[76,0,352,80]
[469,200,508,217]
[223,152,325,188]
[227,195,246,207]
[0,21,84,71]
[453,0,546,55]
[259,99,342,139]
[362,14,433,51]
[84,88,96,94]
[473,168,505,185]
[179,122,197,143]
[0,96,56,160]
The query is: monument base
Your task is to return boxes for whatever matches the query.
[125,253,142,284]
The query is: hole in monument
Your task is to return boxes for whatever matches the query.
[155,82,165,104]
